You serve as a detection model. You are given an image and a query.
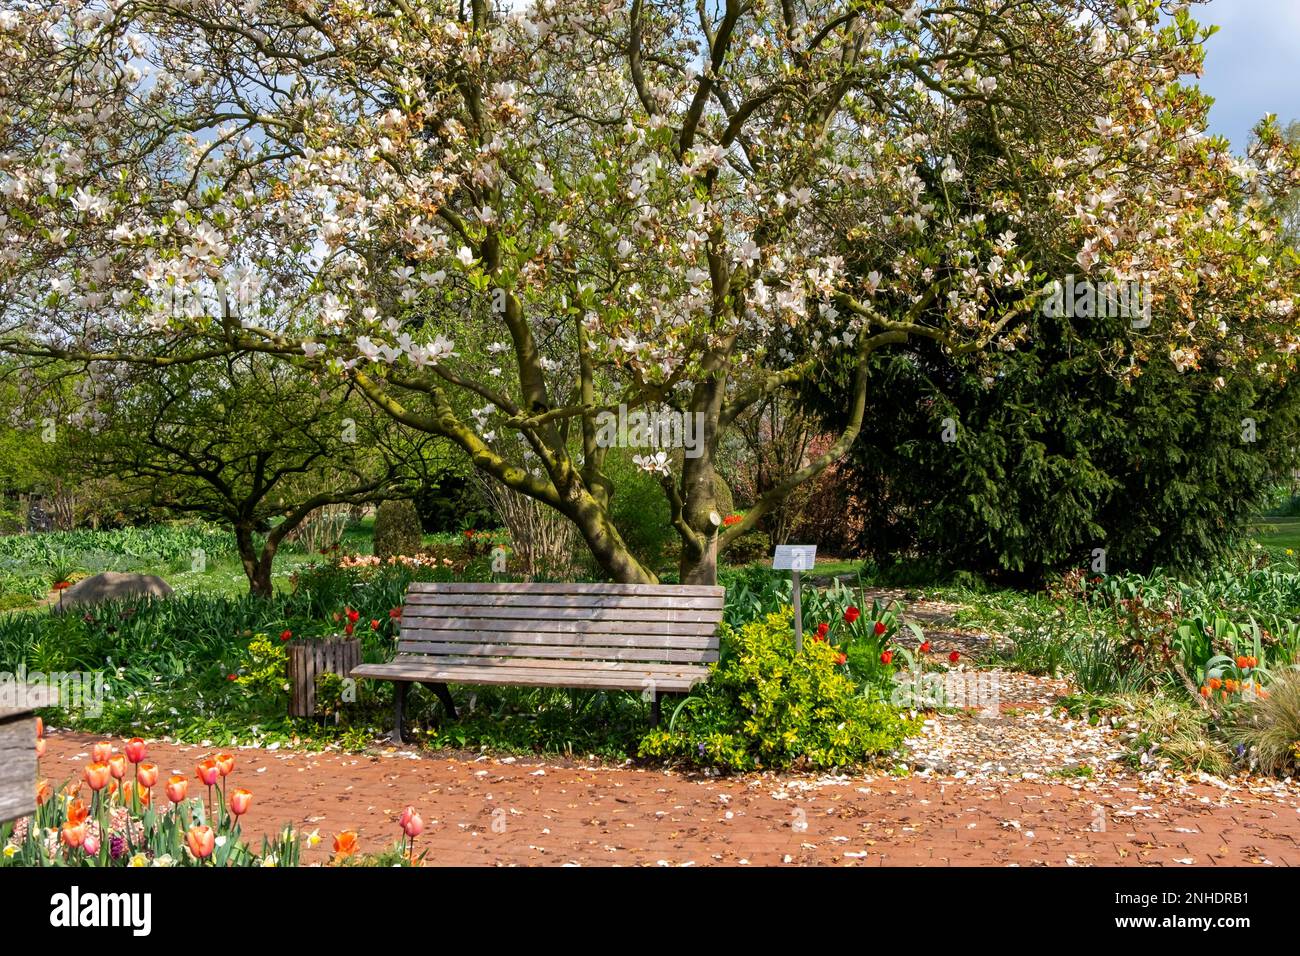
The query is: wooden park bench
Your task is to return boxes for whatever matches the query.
[351,581,725,743]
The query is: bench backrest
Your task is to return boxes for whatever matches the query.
[398,582,725,664]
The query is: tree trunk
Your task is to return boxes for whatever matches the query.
[235,525,275,598]
[567,494,658,584]
[679,531,718,585]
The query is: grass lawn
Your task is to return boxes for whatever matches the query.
[1251,516,1300,553]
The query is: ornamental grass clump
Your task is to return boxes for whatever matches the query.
[1223,671,1300,776]
[639,608,916,772]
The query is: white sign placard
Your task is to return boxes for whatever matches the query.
[772,544,816,571]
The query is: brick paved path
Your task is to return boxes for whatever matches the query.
[40,732,1300,866]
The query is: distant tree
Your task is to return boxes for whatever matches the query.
[72,355,431,595]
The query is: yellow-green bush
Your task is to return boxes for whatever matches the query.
[639,608,916,771]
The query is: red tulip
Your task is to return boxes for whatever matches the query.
[186,825,216,860]
[835,653,847,665]
[815,622,829,640]
[345,622,355,636]
[880,650,893,665]
[873,621,887,636]
[388,607,402,619]
[228,787,253,817]
[280,629,293,641]
[346,607,360,623]
[919,641,931,653]
[124,737,146,764]
[949,651,961,664]
[844,606,860,624]
[371,619,381,630]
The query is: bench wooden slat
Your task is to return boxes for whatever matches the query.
[374,656,711,677]
[406,581,723,597]
[397,624,722,647]
[404,592,724,610]
[351,661,706,692]
[398,619,719,639]
[399,606,722,625]
[395,641,719,663]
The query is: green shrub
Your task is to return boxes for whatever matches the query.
[605,450,677,572]
[639,608,916,771]
[724,530,768,566]
[1223,672,1300,776]
[372,500,423,559]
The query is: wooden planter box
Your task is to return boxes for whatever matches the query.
[1,684,54,826]
[287,638,362,718]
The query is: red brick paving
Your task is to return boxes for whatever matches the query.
[39,732,1300,866]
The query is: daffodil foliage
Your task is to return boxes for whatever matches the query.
[1,1,1297,583]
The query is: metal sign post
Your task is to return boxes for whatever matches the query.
[772,545,817,653]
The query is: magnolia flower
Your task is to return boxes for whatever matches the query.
[456,246,476,267]
[633,451,671,475]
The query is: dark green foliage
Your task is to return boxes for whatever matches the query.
[412,470,495,533]
[803,310,1300,583]
[604,450,678,573]
[372,499,424,559]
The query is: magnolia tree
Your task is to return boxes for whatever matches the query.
[0,0,1297,585]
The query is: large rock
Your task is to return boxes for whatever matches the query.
[54,572,173,611]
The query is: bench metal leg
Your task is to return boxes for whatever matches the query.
[422,681,458,720]
[392,681,410,744]
[650,692,661,728]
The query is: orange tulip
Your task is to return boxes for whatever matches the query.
[35,778,52,806]
[214,752,235,778]
[124,737,146,764]
[1208,678,1222,691]
[332,830,359,859]
[66,798,89,825]
[35,716,43,739]
[228,788,253,817]
[136,763,159,788]
[83,762,111,791]
[61,821,87,849]
[107,753,128,780]
[92,740,113,763]
[165,775,189,804]
[35,736,46,758]
[186,825,216,860]
[122,781,151,807]
[195,759,220,787]
[1236,655,1250,669]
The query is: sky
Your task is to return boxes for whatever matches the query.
[1197,0,1300,150]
